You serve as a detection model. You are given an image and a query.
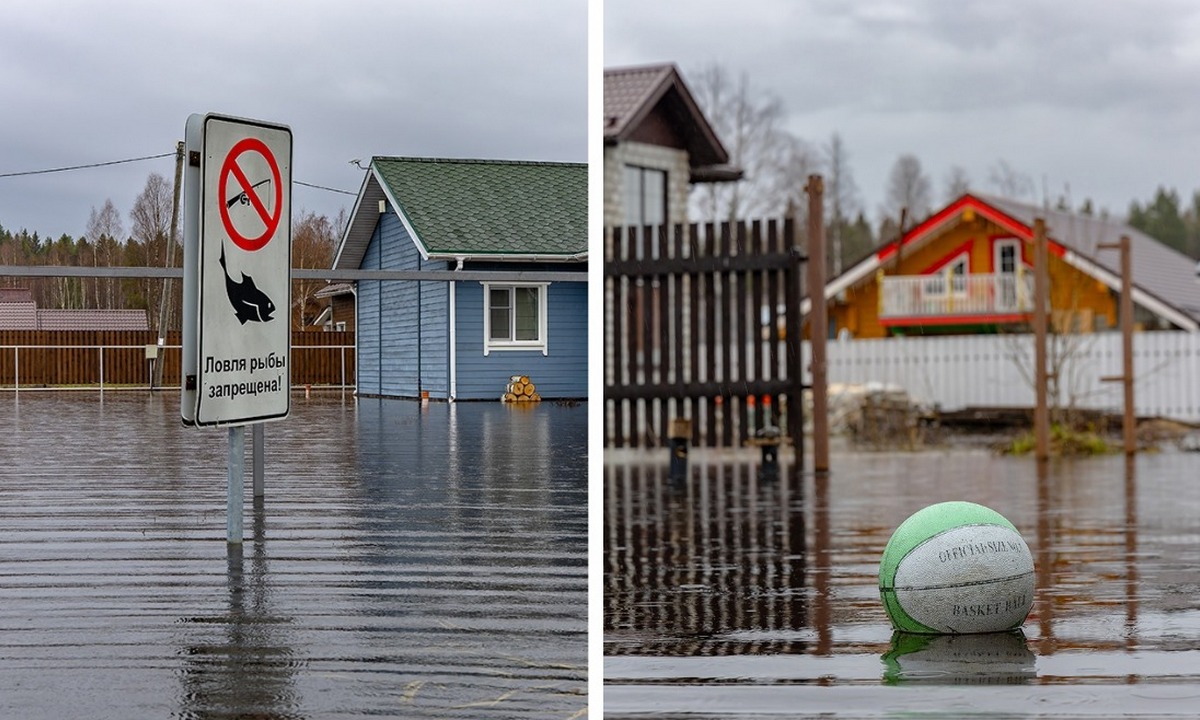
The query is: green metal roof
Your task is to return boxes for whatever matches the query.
[372,156,587,258]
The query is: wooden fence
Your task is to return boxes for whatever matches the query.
[0,330,355,388]
[604,219,806,451]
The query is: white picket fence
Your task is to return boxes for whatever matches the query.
[809,331,1200,424]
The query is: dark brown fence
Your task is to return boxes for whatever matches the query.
[604,219,805,452]
[0,330,355,388]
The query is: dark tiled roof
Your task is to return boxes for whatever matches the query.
[0,288,34,303]
[0,301,37,329]
[372,157,587,258]
[36,309,149,331]
[603,63,736,175]
[604,64,676,139]
[0,302,150,331]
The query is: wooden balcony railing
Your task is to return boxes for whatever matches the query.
[879,272,1034,319]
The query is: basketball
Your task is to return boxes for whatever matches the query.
[879,501,1035,634]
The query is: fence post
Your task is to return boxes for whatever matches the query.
[1098,236,1136,455]
[1033,218,1050,461]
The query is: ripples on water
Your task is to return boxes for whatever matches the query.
[0,392,587,719]
[605,446,1200,717]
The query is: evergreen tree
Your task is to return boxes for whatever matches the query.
[1128,186,1188,255]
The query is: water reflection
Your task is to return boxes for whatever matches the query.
[605,459,807,655]
[882,630,1035,685]
[1031,453,1144,657]
[342,399,588,714]
[606,443,1200,696]
[0,393,585,719]
[177,497,300,719]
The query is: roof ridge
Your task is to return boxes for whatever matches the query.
[604,62,677,76]
[973,191,1131,228]
[372,156,584,168]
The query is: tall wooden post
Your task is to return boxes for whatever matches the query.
[1118,236,1136,455]
[1032,218,1050,461]
[806,175,829,473]
[1099,236,1136,455]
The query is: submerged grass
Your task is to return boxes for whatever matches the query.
[1003,423,1116,456]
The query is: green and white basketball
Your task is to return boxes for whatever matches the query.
[879,501,1034,634]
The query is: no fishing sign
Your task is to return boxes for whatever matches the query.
[182,113,292,427]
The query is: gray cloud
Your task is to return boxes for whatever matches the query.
[606,0,1200,220]
[0,0,585,240]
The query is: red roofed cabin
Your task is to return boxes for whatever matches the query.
[815,194,1200,339]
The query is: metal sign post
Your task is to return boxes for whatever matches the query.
[228,426,245,543]
[182,112,292,544]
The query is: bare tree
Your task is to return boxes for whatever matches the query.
[988,159,1034,200]
[291,210,338,329]
[85,199,124,309]
[943,165,971,203]
[885,154,932,223]
[45,234,81,308]
[825,133,860,275]
[689,63,819,223]
[129,172,176,331]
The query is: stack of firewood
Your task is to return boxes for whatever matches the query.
[502,375,541,403]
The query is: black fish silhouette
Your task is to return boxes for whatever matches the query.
[219,245,275,324]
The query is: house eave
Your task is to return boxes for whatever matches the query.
[426,251,589,264]
[1060,250,1199,332]
[690,164,744,183]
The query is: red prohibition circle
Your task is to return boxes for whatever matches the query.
[219,137,282,252]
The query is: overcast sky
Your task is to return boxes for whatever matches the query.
[0,0,586,242]
[605,0,1200,225]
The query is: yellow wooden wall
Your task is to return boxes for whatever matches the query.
[825,214,1117,339]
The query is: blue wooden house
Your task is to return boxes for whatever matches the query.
[331,156,587,401]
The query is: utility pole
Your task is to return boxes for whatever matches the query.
[155,141,185,389]
[806,174,829,474]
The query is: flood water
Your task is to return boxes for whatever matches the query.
[605,443,1200,718]
[0,391,587,719]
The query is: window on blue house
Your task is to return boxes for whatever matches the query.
[483,283,548,356]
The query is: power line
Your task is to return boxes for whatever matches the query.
[296,180,356,196]
[1,152,359,196]
[0,152,174,179]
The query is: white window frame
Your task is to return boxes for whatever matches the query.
[482,282,549,356]
[623,164,668,227]
[994,239,1021,275]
